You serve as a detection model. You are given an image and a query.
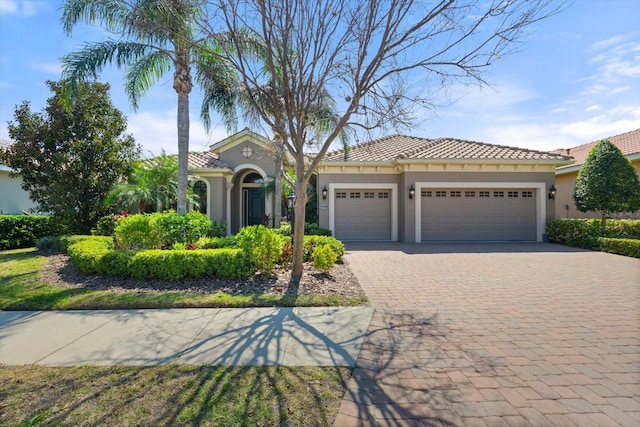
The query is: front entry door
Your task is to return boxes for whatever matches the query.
[244,188,264,226]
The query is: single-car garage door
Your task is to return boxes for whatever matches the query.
[335,189,392,240]
[421,188,536,241]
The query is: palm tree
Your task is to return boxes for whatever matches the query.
[60,0,237,215]
[106,150,199,213]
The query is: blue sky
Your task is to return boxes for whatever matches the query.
[1,0,639,156]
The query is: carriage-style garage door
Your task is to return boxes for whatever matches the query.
[335,189,392,240]
[421,188,537,241]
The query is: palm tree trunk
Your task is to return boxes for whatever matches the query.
[176,91,189,214]
[174,45,192,215]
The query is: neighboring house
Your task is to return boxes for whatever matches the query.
[553,129,640,219]
[189,128,572,242]
[0,139,39,215]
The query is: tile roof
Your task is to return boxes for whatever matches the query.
[553,129,640,170]
[323,134,571,163]
[187,151,230,169]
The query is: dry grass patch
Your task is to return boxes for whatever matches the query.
[0,365,351,426]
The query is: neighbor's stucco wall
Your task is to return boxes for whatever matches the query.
[0,169,38,214]
[555,158,640,219]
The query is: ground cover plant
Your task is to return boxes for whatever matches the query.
[0,364,350,426]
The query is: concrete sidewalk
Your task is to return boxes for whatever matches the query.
[0,307,374,367]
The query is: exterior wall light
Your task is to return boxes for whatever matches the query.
[548,185,556,200]
[322,185,328,200]
[409,184,415,200]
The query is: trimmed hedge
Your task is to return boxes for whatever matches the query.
[546,219,640,258]
[0,215,56,250]
[545,219,600,250]
[66,237,252,280]
[599,237,640,258]
[37,235,113,253]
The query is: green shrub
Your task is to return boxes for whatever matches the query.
[545,219,600,250]
[67,240,253,280]
[546,218,640,251]
[114,212,211,249]
[155,211,211,246]
[114,214,161,249]
[0,215,56,250]
[94,214,123,236]
[66,237,114,274]
[598,237,640,258]
[208,220,228,238]
[303,236,345,261]
[274,222,292,236]
[312,244,337,272]
[237,225,283,273]
[603,219,640,239]
[196,235,237,249]
[37,235,112,253]
[304,223,332,236]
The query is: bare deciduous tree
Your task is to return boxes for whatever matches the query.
[192,0,567,286]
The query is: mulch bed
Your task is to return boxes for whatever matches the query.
[39,253,367,298]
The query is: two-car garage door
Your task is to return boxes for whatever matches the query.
[335,189,392,240]
[421,188,537,241]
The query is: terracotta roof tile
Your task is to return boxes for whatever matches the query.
[553,129,640,170]
[187,151,230,169]
[324,134,571,163]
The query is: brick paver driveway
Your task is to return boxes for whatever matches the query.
[334,243,640,427]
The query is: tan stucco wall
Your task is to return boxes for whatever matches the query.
[555,159,640,219]
[0,170,38,214]
[219,141,277,178]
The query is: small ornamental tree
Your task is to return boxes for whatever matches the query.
[573,139,640,233]
[4,80,140,233]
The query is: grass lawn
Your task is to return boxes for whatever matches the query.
[0,248,367,310]
[0,365,351,426]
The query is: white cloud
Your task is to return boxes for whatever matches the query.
[585,105,600,112]
[126,111,229,156]
[483,103,640,151]
[31,61,62,75]
[0,0,47,16]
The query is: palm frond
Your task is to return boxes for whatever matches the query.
[125,50,172,109]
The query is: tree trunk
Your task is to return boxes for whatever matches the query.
[601,212,607,235]
[174,45,192,215]
[273,142,283,229]
[176,91,189,214]
[289,176,308,288]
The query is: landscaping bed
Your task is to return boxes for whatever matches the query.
[41,252,365,298]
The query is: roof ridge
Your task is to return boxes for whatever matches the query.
[555,128,640,151]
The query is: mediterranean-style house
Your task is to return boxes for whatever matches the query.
[188,128,572,242]
[553,129,640,219]
[0,139,38,215]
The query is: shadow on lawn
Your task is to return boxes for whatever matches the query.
[3,307,363,426]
